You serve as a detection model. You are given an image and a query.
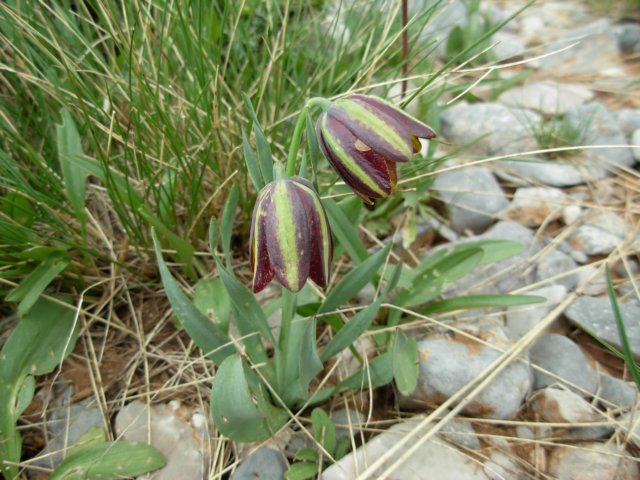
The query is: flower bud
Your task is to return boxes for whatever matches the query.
[250,177,332,293]
[317,94,436,204]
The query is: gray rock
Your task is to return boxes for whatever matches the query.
[483,451,519,480]
[404,327,532,420]
[614,108,640,136]
[598,375,637,409]
[632,129,640,161]
[434,166,508,233]
[565,297,640,358]
[566,102,635,179]
[535,19,623,77]
[569,424,614,441]
[331,408,365,440]
[548,442,639,480]
[562,205,582,225]
[614,22,640,53]
[569,225,622,256]
[33,397,104,469]
[440,103,540,156]
[115,400,208,480]
[530,334,599,396]
[535,249,579,291]
[506,285,567,338]
[532,387,599,423]
[322,416,488,480]
[233,447,287,480]
[495,158,585,187]
[576,265,608,295]
[498,81,593,116]
[439,419,481,450]
[502,186,567,226]
[516,1,594,46]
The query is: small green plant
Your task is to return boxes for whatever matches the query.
[286,408,352,480]
[154,93,544,444]
[531,115,589,158]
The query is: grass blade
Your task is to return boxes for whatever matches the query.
[420,294,545,315]
[56,109,87,236]
[606,265,640,390]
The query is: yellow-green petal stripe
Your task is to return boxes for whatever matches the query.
[337,100,411,158]
[322,115,386,196]
[273,181,300,290]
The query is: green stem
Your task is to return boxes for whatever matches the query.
[278,287,297,349]
[285,97,332,177]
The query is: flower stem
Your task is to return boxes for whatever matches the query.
[285,97,331,177]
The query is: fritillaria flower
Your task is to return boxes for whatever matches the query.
[250,177,332,293]
[316,94,436,204]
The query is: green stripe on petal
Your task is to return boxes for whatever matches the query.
[336,99,412,160]
[272,181,301,291]
[321,115,386,196]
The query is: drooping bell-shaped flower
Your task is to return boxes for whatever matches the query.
[316,94,436,204]
[250,177,333,293]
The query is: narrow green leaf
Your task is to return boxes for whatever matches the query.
[286,462,318,480]
[49,441,165,480]
[435,248,484,284]
[451,240,524,266]
[311,408,336,456]
[319,243,391,314]
[420,294,546,315]
[323,198,368,263]
[209,217,219,256]
[152,230,235,364]
[253,121,273,184]
[210,355,288,442]
[221,184,240,267]
[382,261,403,297]
[243,129,263,190]
[392,330,419,396]
[321,300,382,362]
[279,316,323,406]
[606,265,640,390]
[394,249,484,308]
[215,259,276,347]
[6,254,69,316]
[56,109,87,232]
[193,278,231,334]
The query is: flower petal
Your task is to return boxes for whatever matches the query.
[290,177,333,288]
[330,98,413,163]
[250,186,275,293]
[349,94,437,140]
[319,113,395,202]
[265,180,310,292]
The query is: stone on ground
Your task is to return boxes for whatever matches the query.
[402,327,532,420]
[434,166,508,233]
[530,334,599,396]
